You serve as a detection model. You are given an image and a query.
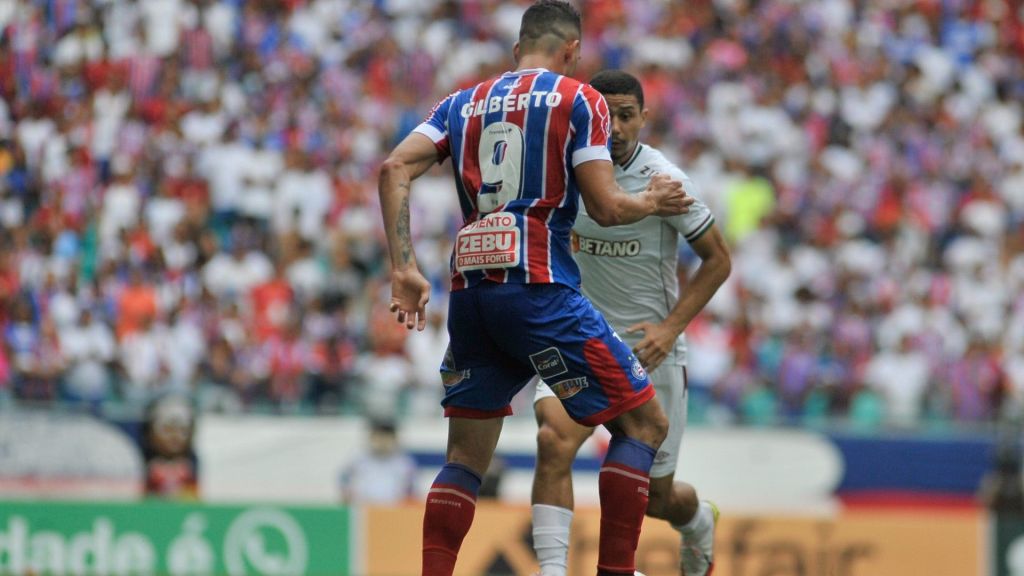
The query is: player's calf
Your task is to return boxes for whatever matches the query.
[645,478,698,525]
[422,463,482,576]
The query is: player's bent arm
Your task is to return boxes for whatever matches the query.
[378,132,441,268]
[663,224,731,334]
[379,133,438,330]
[575,159,689,226]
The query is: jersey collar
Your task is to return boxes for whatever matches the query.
[620,143,644,171]
[503,67,549,77]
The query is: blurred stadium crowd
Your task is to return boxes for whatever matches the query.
[0,0,1022,429]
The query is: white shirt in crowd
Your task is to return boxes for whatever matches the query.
[863,346,931,427]
[197,138,250,213]
[340,450,417,504]
[60,319,116,400]
[202,251,273,299]
[238,147,284,220]
[273,167,332,240]
[286,256,327,301]
[120,327,165,399]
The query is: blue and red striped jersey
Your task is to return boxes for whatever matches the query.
[413,68,611,291]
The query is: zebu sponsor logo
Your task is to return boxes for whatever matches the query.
[455,231,518,269]
[574,235,641,257]
[455,212,520,271]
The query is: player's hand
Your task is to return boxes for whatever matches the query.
[645,173,694,217]
[389,266,431,330]
[626,320,680,372]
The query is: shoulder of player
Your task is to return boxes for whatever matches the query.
[636,144,676,170]
[635,144,691,180]
[549,75,600,101]
[430,87,470,116]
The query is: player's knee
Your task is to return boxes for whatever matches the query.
[645,480,698,521]
[676,482,699,516]
[536,424,579,465]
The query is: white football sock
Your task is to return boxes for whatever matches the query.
[532,504,573,576]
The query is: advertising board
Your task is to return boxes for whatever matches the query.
[0,501,349,576]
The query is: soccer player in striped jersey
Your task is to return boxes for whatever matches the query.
[378,2,694,575]
[530,70,732,576]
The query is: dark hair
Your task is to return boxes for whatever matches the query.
[370,417,398,435]
[589,69,645,109]
[519,0,581,53]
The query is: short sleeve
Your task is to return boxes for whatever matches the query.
[413,91,459,162]
[570,84,612,167]
[663,171,715,243]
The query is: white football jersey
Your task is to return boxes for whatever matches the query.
[572,143,715,366]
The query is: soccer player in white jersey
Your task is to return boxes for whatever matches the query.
[531,70,731,576]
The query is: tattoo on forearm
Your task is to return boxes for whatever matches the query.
[397,185,412,263]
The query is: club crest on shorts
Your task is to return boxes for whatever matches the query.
[529,347,568,380]
[548,377,588,399]
[631,358,646,380]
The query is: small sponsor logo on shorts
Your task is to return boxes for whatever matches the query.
[440,369,471,387]
[530,347,569,380]
[654,450,670,464]
[631,358,646,380]
[548,377,589,399]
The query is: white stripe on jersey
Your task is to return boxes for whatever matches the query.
[555,84,580,211]
[457,88,472,213]
[416,123,445,143]
[573,146,613,166]
[545,201,556,282]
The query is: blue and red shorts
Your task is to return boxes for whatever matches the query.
[440,281,652,426]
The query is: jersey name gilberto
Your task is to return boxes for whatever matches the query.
[461,91,564,119]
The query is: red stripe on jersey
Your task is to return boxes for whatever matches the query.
[452,78,499,290]
[483,73,539,285]
[451,272,466,291]
[585,85,612,148]
[526,206,553,283]
[500,72,539,192]
[526,78,578,282]
[434,136,449,160]
[460,78,500,214]
[544,78,578,204]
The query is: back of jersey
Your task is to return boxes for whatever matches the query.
[414,68,611,290]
